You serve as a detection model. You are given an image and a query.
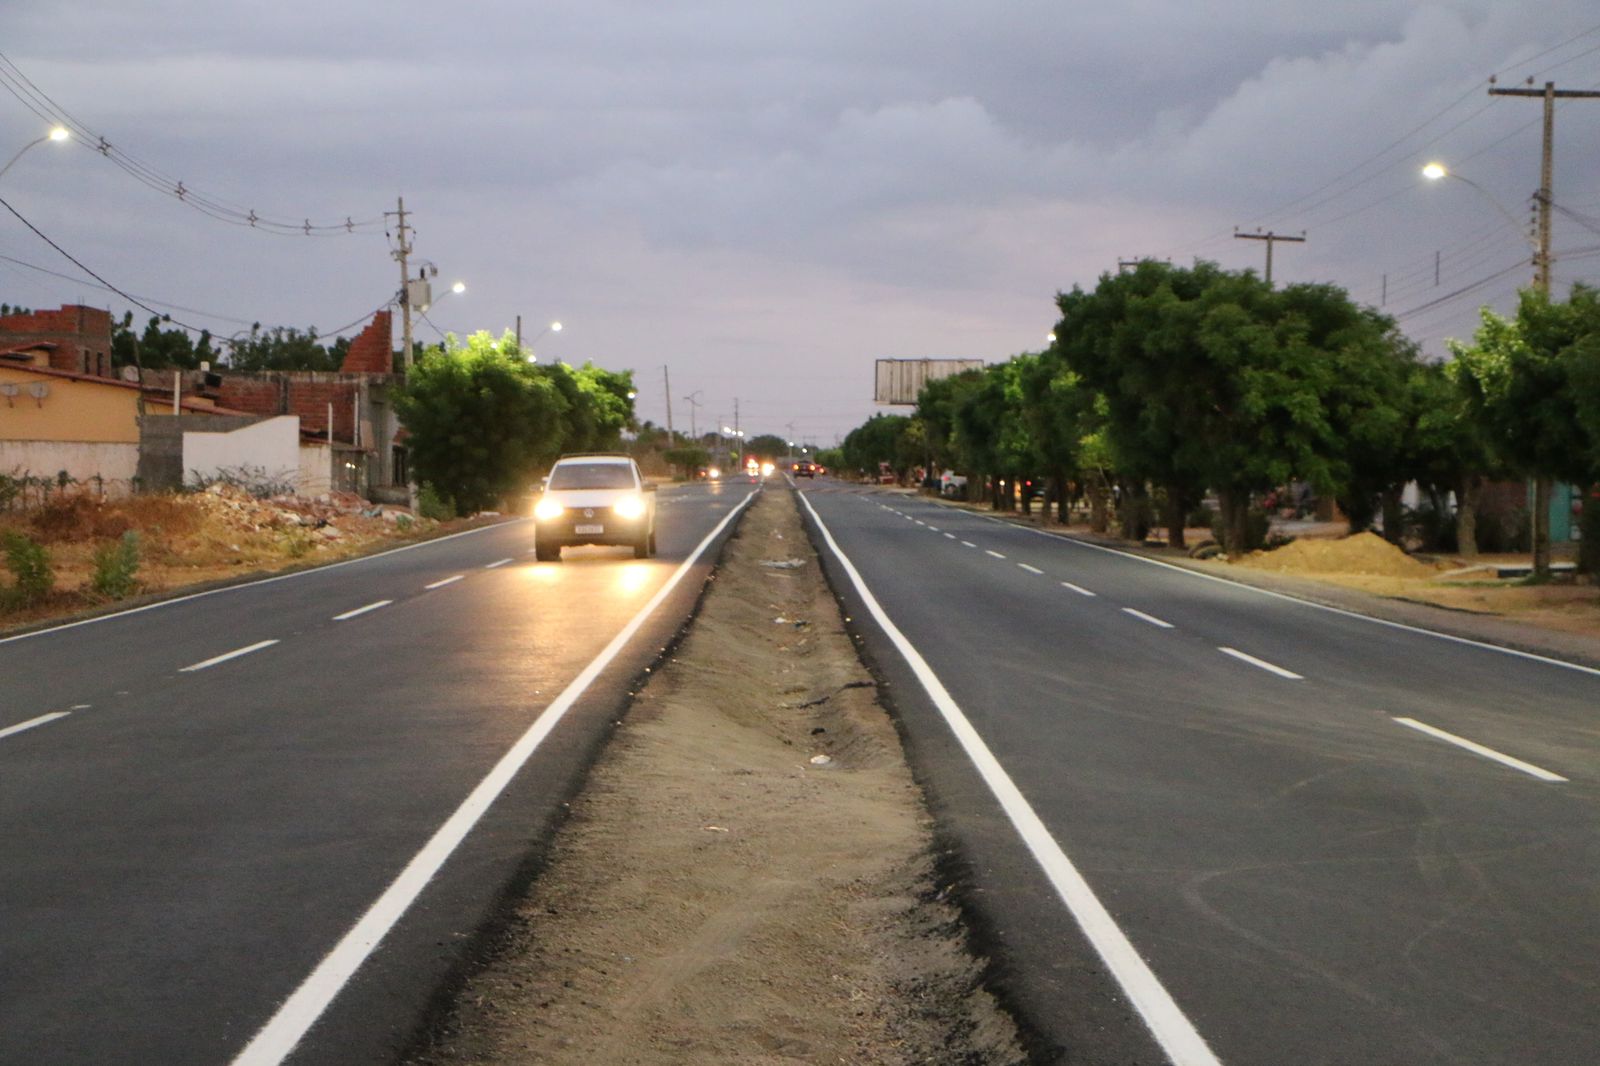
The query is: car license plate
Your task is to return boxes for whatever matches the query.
[574,523,604,535]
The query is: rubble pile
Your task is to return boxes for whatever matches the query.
[191,483,419,541]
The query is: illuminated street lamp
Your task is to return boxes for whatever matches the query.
[525,321,562,363]
[0,126,69,183]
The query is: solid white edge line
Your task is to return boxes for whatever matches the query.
[1217,646,1303,680]
[1019,563,1044,575]
[423,575,464,590]
[229,489,758,1066]
[993,517,1600,680]
[0,711,70,741]
[332,600,393,622]
[1061,581,1098,598]
[179,639,280,673]
[484,558,513,569]
[798,493,1221,1066]
[1122,608,1175,629]
[1393,717,1568,782]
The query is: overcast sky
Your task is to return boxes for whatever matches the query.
[4,2,1599,445]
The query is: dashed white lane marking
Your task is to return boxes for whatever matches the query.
[231,489,760,1066]
[485,558,513,569]
[1018,563,1044,575]
[333,600,393,621]
[1122,608,1175,629]
[985,549,1007,559]
[927,526,941,532]
[1030,528,1600,680]
[914,520,927,526]
[798,493,1221,1066]
[1217,646,1302,680]
[179,640,280,673]
[944,532,957,540]
[424,575,464,590]
[1393,717,1568,782]
[1061,581,1097,597]
[0,711,70,742]
[961,541,977,548]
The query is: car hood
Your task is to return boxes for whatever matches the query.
[543,489,643,509]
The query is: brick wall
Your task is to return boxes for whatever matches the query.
[213,372,364,443]
[0,305,113,377]
[340,311,392,374]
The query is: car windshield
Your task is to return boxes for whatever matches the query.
[548,463,635,490]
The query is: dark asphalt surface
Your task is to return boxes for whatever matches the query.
[798,481,1600,1066]
[0,480,755,1066]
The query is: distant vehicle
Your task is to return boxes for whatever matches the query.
[878,461,896,484]
[792,460,816,478]
[533,453,657,561]
[939,470,967,498]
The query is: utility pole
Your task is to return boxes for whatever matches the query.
[733,397,740,438]
[662,365,673,439]
[1486,78,1600,576]
[1233,229,1305,286]
[386,197,415,369]
[682,390,702,440]
[515,314,522,350]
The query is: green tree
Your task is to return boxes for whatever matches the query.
[745,433,789,460]
[841,414,913,480]
[1449,285,1600,574]
[1057,260,1405,553]
[226,324,340,372]
[395,330,568,513]
[111,312,217,370]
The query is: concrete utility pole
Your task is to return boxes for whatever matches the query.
[1234,229,1305,286]
[1486,78,1600,576]
[386,197,415,369]
[662,365,673,439]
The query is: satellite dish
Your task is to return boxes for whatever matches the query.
[121,365,140,382]
[28,382,49,405]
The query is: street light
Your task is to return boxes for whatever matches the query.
[0,126,69,183]
[525,321,562,363]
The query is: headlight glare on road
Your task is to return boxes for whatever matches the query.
[534,497,564,521]
[613,495,646,520]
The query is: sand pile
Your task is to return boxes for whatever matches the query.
[1239,531,1437,578]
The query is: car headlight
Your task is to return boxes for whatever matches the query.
[534,497,564,521]
[613,495,646,520]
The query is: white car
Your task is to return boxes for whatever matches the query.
[533,454,658,561]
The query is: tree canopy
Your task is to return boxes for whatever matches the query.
[394,330,636,514]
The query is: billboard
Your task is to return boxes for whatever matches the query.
[873,358,987,405]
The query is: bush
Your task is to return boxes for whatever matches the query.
[2,531,54,606]
[1404,502,1458,554]
[417,483,456,520]
[1185,504,1215,529]
[91,531,141,599]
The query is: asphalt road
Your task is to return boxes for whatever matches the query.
[798,480,1600,1066]
[0,480,755,1066]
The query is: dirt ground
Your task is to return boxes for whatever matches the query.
[406,488,1025,1066]
[0,487,457,632]
[1222,530,1600,640]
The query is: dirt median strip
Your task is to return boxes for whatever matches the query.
[406,488,1025,1065]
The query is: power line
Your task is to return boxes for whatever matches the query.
[0,195,392,339]
[0,50,384,237]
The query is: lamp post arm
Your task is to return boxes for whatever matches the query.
[0,136,47,183]
[1448,172,1538,251]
